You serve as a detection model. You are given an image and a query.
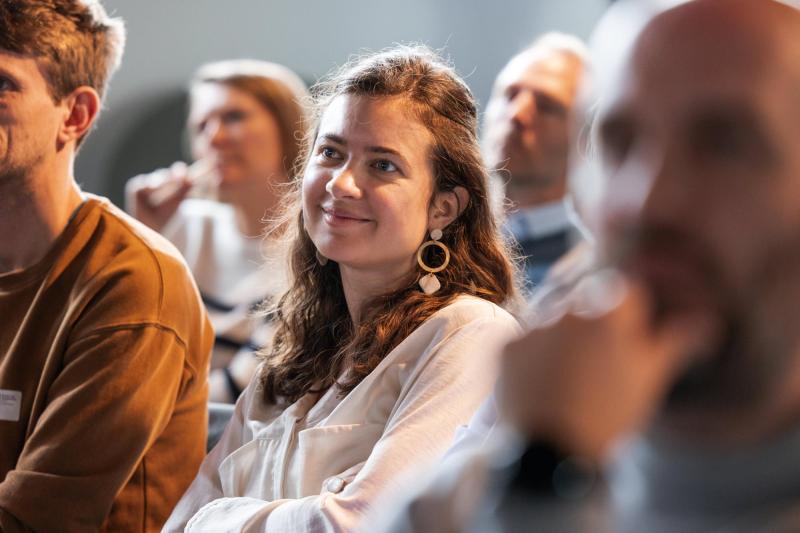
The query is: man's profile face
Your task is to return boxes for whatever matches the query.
[0,50,67,184]
[483,49,583,187]
[591,2,800,417]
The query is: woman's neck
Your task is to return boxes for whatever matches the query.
[339,258,417,324]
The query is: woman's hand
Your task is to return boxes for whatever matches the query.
[125,162,194,232]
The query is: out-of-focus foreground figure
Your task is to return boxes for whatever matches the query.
[0,1,213,531]
[367,1,800,532]
[484,33,586,290]
[126,61,309,403]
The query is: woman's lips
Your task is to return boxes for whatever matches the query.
[321,206,371,226]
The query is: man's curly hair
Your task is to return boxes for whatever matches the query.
[0,0,125,103]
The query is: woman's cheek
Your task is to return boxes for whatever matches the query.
[300,175,320,223]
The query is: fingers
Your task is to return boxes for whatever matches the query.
[567,271,716,368]
[147,164,191,205]
[498,271,722,459]
[145,177,192,208]
[569,268,630,319]
[655,311,723,374]
[125,162,193,231]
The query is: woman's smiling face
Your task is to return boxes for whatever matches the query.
[302,94,437,278]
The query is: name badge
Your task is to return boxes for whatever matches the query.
[0,389,21,422]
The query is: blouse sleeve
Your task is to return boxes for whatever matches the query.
[181,310,521,532]
[163,383,252,532]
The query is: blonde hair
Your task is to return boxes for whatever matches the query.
[190,59,310,175]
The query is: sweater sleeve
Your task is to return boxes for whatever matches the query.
[0,325,190,533]
[182,312,521,532]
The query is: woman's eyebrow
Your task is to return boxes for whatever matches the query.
[319,133,347,145]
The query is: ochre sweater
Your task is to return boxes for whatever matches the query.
[0,195,213,532]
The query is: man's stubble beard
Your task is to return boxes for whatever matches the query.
[604,223,770,416]
[0,147,45,207]
[659,234,800,424]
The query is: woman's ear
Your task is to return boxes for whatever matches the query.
[428,185,469,230]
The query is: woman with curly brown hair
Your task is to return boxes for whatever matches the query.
[165,45,521,532]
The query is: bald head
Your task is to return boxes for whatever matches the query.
[594,0,800,200]
[637,0,800,92]
[646,0,800,46]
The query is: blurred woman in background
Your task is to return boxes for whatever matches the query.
[126,60,308,403]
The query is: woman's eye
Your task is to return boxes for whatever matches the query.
[221,110,246,125]
[373,159,398,172]
[321,146,340,159]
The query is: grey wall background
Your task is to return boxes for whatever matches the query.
[77,0,608,207]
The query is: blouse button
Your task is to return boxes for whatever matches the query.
[325,476,345,493]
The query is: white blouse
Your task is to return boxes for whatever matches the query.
[161,199,280,371]
[163,295,520,532]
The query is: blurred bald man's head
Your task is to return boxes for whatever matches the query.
[591,0,800,440]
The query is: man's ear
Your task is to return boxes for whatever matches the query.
[57,86,100,146]
[428,185,469,230]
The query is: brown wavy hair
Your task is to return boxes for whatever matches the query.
[0,0,125,144]
[0,0,125,101]
[259,45,519,404]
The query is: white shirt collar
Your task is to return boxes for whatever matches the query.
[506,199,573,238]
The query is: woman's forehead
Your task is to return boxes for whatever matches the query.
[317,94,433,153]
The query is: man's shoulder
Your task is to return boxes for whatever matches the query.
[89,194,190,268]
[71,195,206,332]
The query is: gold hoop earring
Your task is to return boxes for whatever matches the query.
[417,228,450,295]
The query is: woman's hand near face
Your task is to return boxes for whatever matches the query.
[498,273,720,462]
[125,161,195,232]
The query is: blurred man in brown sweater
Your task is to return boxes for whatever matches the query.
[0,1,213,531]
